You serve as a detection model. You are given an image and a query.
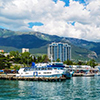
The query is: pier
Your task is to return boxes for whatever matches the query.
[0,74,67,82]
[73,73,95,77]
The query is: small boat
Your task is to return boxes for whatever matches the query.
[83,73,94,77]
[16,62,73,79]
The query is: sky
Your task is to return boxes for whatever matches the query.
[0,0,100,42]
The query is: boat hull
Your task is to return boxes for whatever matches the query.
[16,70,72,79]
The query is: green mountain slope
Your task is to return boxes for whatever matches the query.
[0,34,49,49]
[0,28,100,62]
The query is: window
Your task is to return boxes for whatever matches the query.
[43,72,51,74]
[54,68,57,70]
[38,72,41,74]
[48,68,52,70]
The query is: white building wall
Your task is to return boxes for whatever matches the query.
[22,48,29,53]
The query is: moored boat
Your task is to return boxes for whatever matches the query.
[16,62,73,79]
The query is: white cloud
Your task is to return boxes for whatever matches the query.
[0,0,100,41]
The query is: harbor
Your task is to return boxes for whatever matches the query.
[0,64,100,82]
[0,69,99,82]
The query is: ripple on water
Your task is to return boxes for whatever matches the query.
[0,77,100,100]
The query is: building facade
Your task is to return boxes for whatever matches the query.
[0,50,4,52]
[48,42,71,62]
[22,48,29,53]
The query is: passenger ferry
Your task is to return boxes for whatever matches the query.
[16,62,74,79]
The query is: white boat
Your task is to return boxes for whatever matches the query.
[16,62,73,79]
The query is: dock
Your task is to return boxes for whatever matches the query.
[0,74,67,82]
[73,73,95,77]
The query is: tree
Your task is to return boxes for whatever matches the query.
[9,51,20,63]
[63,59,73,65]
[20,52,33,66]
[87,59,98,68]
[9,51,19,58]
[13,65,21,70]
[41,55,49,63]
[77,61,86,65]
[0,54,12,69]
[37,56,42,62]
[56,58,60,62]
[33,56,36,63]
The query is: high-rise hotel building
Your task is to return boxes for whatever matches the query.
[48,42,71,62]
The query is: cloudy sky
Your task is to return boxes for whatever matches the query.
[0,0,100,42]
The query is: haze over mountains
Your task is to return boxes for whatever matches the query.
[0,28,100,62]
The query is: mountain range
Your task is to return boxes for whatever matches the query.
[0,28,100,62]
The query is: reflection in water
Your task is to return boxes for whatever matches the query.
[0,77,100,100]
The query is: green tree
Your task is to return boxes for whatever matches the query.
[37,56,42,62]
[13,65,21,70]
[63,59,73,65]
[9,51,20,63]
[0,54,12,69]
[20,52,32,66]
[77,61,86,65]
[33,56,36,63]
[56,58,60,62]
[41,55,49,63]
[87,59,98,68]
[9,51,19,58]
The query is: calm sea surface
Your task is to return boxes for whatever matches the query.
[0,77,100,100]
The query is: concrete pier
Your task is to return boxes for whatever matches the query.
[73,73,95,77]
[0,74,67,82]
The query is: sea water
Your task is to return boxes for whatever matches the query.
[0,77,100,100]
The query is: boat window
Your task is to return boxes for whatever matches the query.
[43,72,51,74]
[24,69,26,71]
[44,72,46,74]
[36,68,38,70]
[36,68,39,70]
[47,72,51,74]
[38,72,41,74]
[54,68,57,70]
[48,68,52,70]
[44,68,46,70]
[38,68,41,70]
[42,68,45,70]
[34,68,36,70]
[46,68,48,70]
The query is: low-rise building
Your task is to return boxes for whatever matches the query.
[22,48,29,53]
